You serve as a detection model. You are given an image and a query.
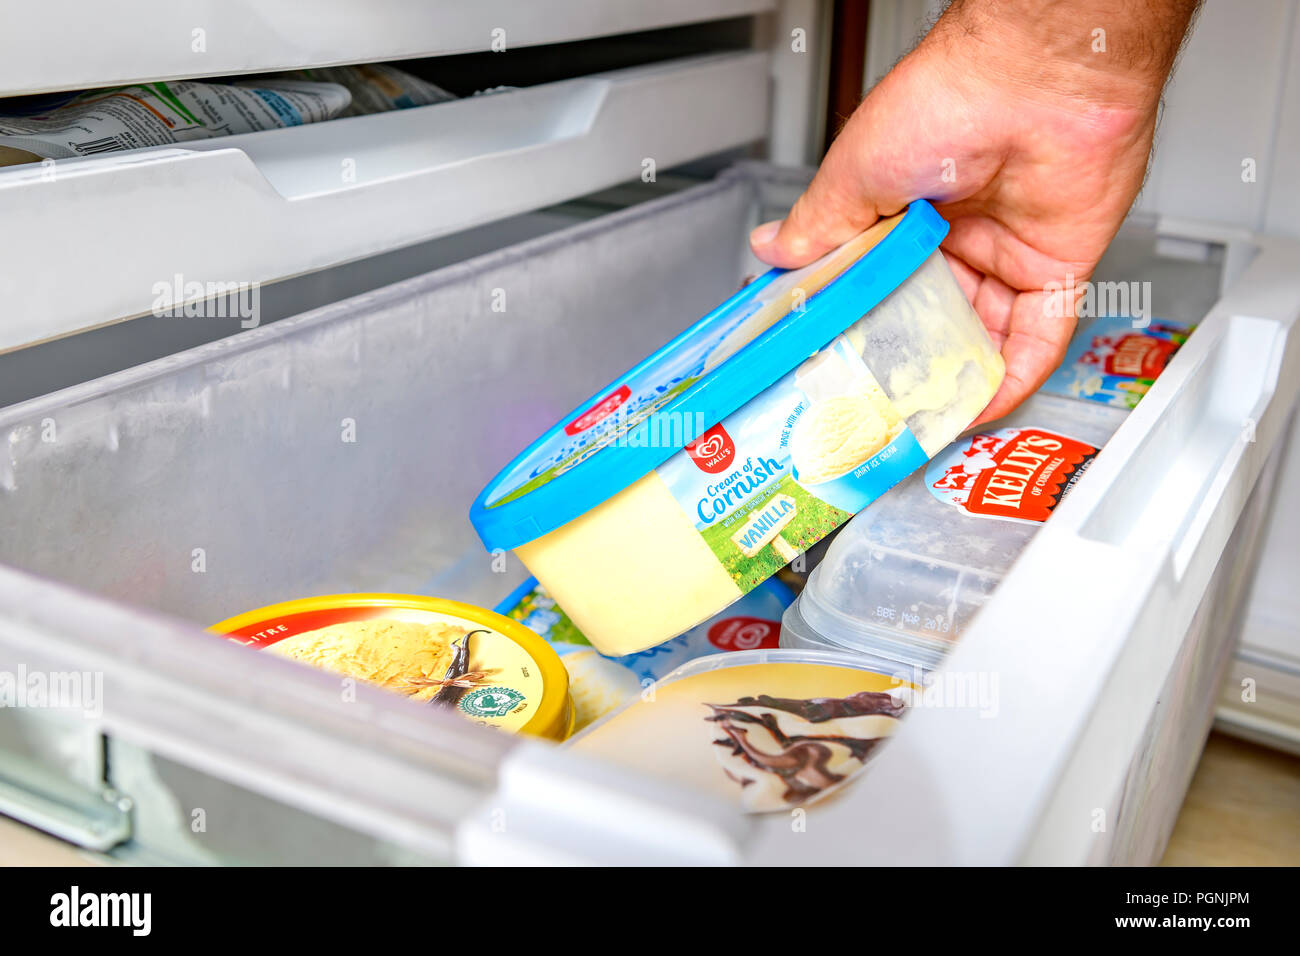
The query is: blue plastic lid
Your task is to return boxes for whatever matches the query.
[470,199,948,551]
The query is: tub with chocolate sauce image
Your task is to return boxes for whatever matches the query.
[567,648,910,812]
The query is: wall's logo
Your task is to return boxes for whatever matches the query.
[707,616,781,651]
[460,686,525,718]
[685,424,735,474]
[565,385,631,435]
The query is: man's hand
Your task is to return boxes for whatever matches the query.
[751,0,1200,423]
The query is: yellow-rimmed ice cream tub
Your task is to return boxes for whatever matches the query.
[212,593,574,741]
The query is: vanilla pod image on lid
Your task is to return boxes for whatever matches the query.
[470,200,1005,657]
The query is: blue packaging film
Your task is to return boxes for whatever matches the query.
[496,576,795,731]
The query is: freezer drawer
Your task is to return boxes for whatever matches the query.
[737,229,1300,866]
[1,163,1297,865]
[0,50,769,353]
[0,1,774,96]
[0,165,787,864]
[1216,406,1300,754]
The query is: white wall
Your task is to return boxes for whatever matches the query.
[762,0,834,165]
[1137,0,1299,236]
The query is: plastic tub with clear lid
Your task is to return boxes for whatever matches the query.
[781,316,1194,664]
[470,201,1004,658]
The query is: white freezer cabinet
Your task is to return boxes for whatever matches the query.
[0,163,1297,865]
[0,22,772,353]
[0,1,774,96]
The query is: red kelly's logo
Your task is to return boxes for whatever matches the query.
[565,385,631,435]
[957,429,1096,521]
[685,424,735,474]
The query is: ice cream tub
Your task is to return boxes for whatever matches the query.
[470,200,1004,658]
[495,576,793,732]
[211,593,573,740]
[566,648,912,813]
[1041,314,1192,408]
[782,393,1129,663]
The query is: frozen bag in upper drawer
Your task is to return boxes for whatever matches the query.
[238,64,456,117]
[470,201,1004,657]
[0,77,351,166]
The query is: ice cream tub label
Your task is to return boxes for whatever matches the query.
[925,426,1100,523]
[657,334,927,583]
[1041,315,1192,408]
[211,593,573,740]
[567,649,910,813]
[470,201,1004,657]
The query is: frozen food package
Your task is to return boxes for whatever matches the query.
[496,576,793,731]
[0,77,351,166]
[567,649,911,813]
[247,64,456,116]
[471,201,1004,657]
[782,317,1193,664]
[1041,315,1193,408]
[212,593,574,740]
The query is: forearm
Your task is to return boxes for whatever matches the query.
[931,0,1201,110]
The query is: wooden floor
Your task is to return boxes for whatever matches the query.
[0,814,99,866]
[1160,731,1300,866]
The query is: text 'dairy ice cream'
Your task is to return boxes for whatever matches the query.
[470,201,1004,657]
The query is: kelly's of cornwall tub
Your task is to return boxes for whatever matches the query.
[470,202,1005,656]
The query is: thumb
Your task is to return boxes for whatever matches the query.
[749,102,912,269]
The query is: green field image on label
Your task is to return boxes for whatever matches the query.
[504,588,591,648]
[699,474,850,593]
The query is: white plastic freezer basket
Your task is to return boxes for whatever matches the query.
[1,163,1297,865]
